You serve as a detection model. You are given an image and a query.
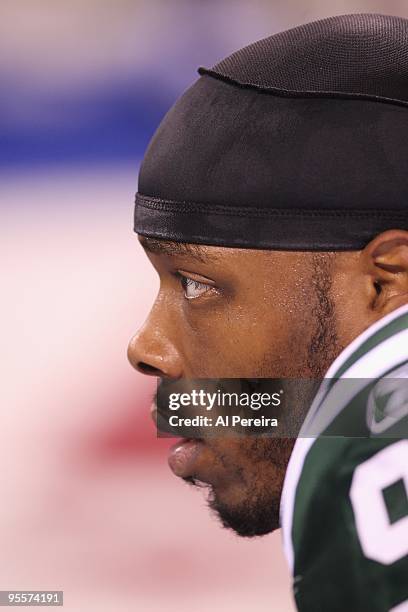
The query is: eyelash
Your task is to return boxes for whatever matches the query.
[177,273,214,300]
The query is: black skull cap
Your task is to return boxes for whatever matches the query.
[134,14,408,251]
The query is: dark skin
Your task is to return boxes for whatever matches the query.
[128,229,408,536]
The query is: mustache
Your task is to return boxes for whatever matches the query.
[153,377,318,439]
[153,377,286,438]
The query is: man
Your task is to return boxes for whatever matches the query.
[128,14,408,611]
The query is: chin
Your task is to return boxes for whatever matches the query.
[207,485,281,537]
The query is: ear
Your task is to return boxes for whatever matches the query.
[361,229,408,315]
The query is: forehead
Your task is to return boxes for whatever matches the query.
[137,235,308,279]
[138,235,224,263]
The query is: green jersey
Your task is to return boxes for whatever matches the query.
[281,305,408,612]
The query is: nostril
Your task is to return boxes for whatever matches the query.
[138,362,161,376]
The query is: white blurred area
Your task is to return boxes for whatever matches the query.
[2,0,408,610]
[0,166,294,611]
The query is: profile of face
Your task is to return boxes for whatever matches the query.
[128,231,408,536]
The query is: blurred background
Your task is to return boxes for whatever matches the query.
[2,1,408,610]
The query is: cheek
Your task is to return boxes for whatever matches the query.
[330,271,377,347]
[177,301,295,377]
[178,313,241,376]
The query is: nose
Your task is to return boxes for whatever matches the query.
[127,304,183,379]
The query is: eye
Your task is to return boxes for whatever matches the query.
[179,274,213,300]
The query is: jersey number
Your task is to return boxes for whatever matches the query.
[350,440,408,565]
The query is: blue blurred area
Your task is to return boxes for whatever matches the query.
[0,77,176,168]
[0,1,284,172]
[0,0,301,174]
[4,1,406,173]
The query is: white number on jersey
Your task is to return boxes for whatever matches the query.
[350,440,408,565]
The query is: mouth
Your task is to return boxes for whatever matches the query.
[167,438,205,478]
[150,401,205,479]
[150,399,207,480]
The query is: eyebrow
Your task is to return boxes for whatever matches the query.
[138,236,220,263]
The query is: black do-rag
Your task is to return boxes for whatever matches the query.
[134,14,408,250]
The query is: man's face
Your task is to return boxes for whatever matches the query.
[128,237,360,535]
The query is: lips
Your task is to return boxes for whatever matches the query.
[168,438,204,478]
[151,402,204,478]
